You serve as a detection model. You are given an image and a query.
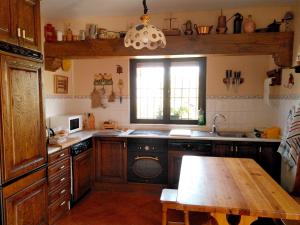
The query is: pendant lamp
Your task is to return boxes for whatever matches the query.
[124,0,166,50]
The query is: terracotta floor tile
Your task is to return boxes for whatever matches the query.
[55,191,276,225]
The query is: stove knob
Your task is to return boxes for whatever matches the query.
[144,145,150,151]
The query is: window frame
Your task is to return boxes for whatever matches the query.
[130,57,206,125]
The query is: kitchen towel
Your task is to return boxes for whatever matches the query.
[263,78,272,106]
[278,106,300,168]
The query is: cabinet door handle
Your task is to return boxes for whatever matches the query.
[134,156,159,161]
[60,165,65,170]
[60,177,66,182]
[60,189,66,195]
[22,29,26,39]
[235,146,238,153]
[17,28,21,38]
[230,146,234,152]
[259,146,262,153]
[60,201,66,207]
[0,28,8,32]
[59,153,65,157]
[123,142,126,149]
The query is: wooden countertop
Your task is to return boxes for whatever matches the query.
[177,156,300,220]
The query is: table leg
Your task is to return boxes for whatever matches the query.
[238,216,257,225]
[162,206,167,225]
[211,213,230,225]
[184,210,190,225]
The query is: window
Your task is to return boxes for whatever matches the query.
[130,57,206,124]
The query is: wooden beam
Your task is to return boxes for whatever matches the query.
[44,32,294,67]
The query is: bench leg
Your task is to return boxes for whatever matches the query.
[184,210,190,225]
[238,216,257,225]
[211,213,230,225]
[162,206,167,225]
[211,213,257,225]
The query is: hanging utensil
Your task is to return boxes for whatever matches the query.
[108,82,116,102]
[118,79,124,103]
[91,86,102,108]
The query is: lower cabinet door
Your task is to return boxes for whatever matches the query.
[3,168,48,225]
[168,151,207,188]
[73,148,92,202]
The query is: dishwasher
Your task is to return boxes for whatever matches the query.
[70,138,93,206]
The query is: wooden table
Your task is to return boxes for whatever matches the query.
[177,156,300,225]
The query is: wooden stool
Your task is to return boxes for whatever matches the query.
[160,189,190,225]
[281,197,300,225]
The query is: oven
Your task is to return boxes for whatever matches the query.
[127,138,168,184]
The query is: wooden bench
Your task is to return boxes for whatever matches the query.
[281,197,300,225]
[160,189,190,225]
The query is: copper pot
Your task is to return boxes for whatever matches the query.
[194,25,213,35]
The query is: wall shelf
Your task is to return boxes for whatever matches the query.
[44,32,294,71]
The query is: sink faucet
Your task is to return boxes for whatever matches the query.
[211,114,226,134]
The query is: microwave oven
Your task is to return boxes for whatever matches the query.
[50,115,83,134]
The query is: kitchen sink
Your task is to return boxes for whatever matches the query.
[95,130,124,136]
[217,132,249,138]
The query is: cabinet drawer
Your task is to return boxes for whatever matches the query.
[48,148,70,165]
[48,171,70,192]
[48,195,69,225]
[48,183,71,206]
[48,158,70,179]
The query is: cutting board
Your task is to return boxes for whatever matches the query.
[49,137,81,149]
[169,129,191,136]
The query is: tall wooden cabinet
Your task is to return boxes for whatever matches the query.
[0,0,41,51]
[0,55,46,183]
[95,137,127,183]
[0,0,46,224]
[3,168,48,225]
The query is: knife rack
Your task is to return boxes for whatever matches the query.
[223,70,244,91]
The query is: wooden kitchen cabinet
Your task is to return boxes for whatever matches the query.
[0,0,41,51]
[48,148,71,225]
[95,137,127,183]
[73,148,92,202]
[3,168,48,225]
[0,55,46,183]
[257,143,281,182]
[212,141,280,181]
[213,141,257,159]
[13,0,41,50]
[0,0,12,43]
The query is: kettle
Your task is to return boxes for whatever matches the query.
[46,127,55,144]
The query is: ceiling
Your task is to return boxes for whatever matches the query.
[41,0,295,20]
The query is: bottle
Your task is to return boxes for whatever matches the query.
[88,113,95,130]
[82,113,88,130]
[198,108,205,126]
[233,13,243,34]
[243,15,256,33]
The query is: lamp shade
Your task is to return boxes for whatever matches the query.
[124,14,166,50]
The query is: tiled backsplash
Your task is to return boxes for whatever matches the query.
[45,96,299,133]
